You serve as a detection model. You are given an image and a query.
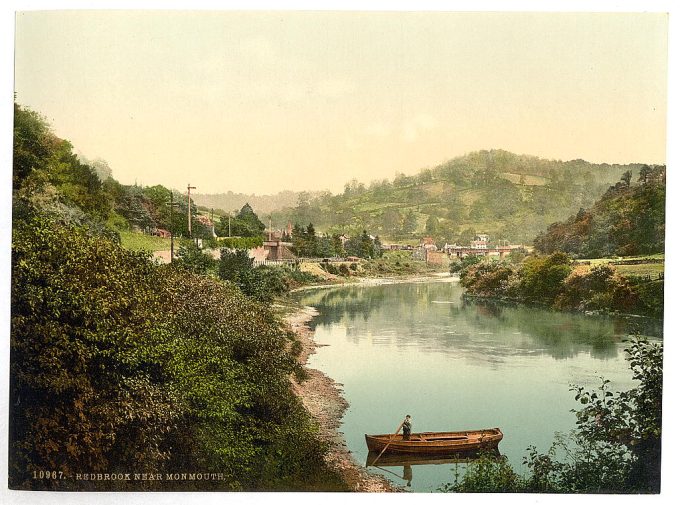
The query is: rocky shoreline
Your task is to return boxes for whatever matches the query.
[286,305,399,492]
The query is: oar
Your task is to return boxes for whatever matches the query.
[372,464,407,481]
[370,421,404,466]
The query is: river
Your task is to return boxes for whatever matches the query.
[294,278,662,492]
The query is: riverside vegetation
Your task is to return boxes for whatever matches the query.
[458,253,663,319]
[10,103,347,490]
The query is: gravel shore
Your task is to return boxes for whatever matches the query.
[286,305,399,492]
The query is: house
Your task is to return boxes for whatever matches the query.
[470,234,489,249]
[154,228,171,238]
[263,240,296,261]
[196,215,213,227]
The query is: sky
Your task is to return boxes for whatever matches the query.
[13,10,668,195]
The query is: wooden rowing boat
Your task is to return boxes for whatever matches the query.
[364,427,503,455]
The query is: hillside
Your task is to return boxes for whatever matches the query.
[192,190,324,216]
[271,150,649,245]
[534,166,666,257]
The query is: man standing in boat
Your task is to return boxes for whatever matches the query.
[402,415,412,440]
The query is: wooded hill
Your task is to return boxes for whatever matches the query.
[192,190,324,216]
[270,150,650,245]
[534,166,666,258]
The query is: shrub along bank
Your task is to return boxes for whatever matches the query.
[9,208,347,491]
[459,253,663,319]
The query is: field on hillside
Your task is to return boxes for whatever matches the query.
[119,230,171,252]
[574,254,665,278]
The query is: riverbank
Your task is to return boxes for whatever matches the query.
[290,271,457,293]
[458,254,663,320]
[286,305,399,492]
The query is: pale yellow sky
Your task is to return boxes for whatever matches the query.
[14,11,667,194]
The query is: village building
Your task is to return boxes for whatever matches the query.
[263,239,296,261]
[443,233,525,260]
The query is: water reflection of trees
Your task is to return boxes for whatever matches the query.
[296,282,662,361]
[457,298,662,359]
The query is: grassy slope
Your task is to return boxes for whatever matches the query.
[574,254,664,278]
[119,230,171,252]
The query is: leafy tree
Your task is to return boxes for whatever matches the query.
[620,170,632,188]
[638,165,652,185]
[459,261,515,296]
[344,230,382,259]
[425,215,439,235]
[218,248,254,285]
[518,253,572,304]
[228,203,265,237]
[450,254,482,274]
[401,209,418,235]
[175,242,216,275]
[534,170,665,257]
[13,103,55,187]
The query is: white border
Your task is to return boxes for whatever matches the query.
[1,2,677,505]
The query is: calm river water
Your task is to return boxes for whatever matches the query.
[295,278,662,492]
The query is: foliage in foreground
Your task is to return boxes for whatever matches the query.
[441,337,662,493]
[10,209,345,491]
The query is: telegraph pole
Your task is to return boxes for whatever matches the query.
[167,190,180,263]
[187,183,196,237]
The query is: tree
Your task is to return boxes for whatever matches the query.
[305,223,318,257]
[518,253,572,304]
[638,165,652,185]
[218,248,254,284]
[425,215,439,236]
[401,209,418,235]
[13,103,55,188]
[230,203,265,237]
[620,170,632,188]
[175,242,216,275]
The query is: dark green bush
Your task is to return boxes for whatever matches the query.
[10,211,341,490]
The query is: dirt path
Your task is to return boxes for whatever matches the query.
[287,306,400,492]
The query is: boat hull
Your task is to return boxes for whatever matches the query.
[365,428,503,455]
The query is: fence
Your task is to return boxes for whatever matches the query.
[252,257,350,267]
[252,259,298,267]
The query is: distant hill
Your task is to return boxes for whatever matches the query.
[191,190,325,216]
[271,149,650,245]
